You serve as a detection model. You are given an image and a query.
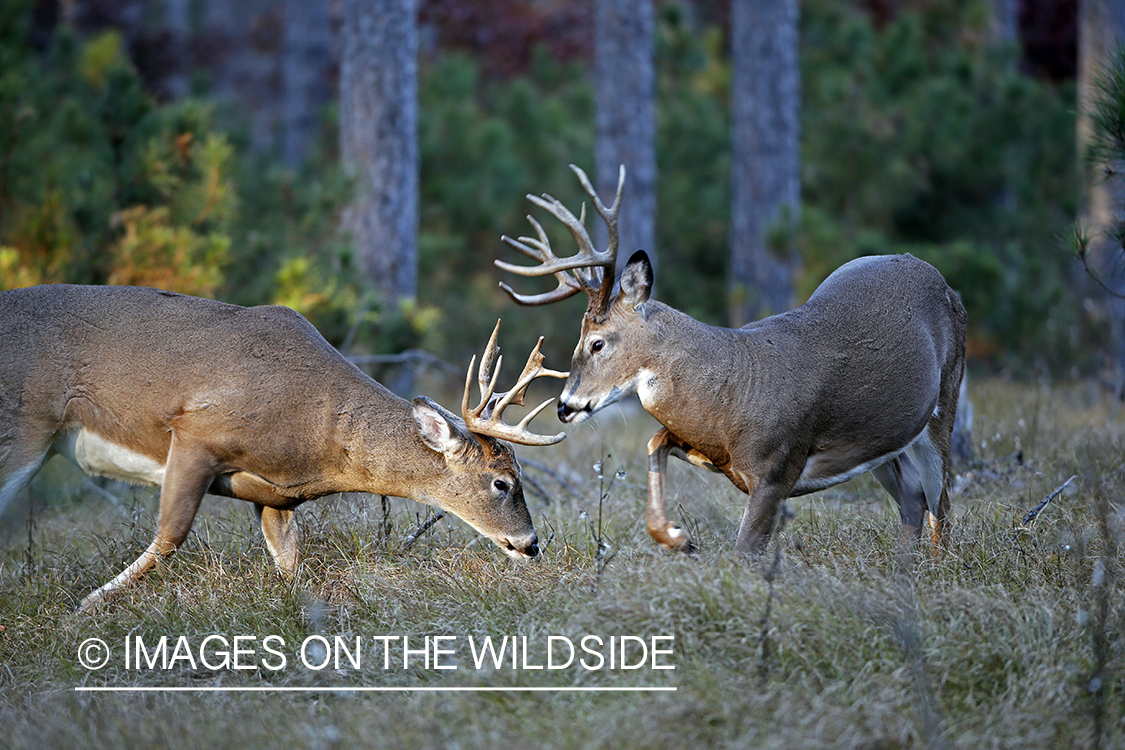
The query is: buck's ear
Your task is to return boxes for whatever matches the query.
[413,397,471,455]
[619,250,653,310]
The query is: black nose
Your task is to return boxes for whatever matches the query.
[557,402,571,421]
[525,534,539,558]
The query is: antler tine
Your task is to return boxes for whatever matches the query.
[475,319,503,413]
[501,215,555,263]
[498,278,583,306]
[569,164,623,316]
[569,163,624,225]
[497,215,586,305]
[462,321,569,446]
[494,192,613,277]
[493,336,569,411]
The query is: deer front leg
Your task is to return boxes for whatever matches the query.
[731,465,803,557]
[255,505,301,573]
[646,429,694,553]
[78,433,215,612]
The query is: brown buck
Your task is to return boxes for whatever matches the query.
[0,285,566,610]
[497,165,967,556]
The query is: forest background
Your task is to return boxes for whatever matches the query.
[0,0,1104,383]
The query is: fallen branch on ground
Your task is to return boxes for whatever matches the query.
[1023,475,1076,526]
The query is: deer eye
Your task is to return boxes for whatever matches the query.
[590,339,605,355]
[493,479,510,493]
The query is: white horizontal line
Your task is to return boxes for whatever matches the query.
[75,686,676,693]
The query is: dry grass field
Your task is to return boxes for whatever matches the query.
[0,378,1122,749]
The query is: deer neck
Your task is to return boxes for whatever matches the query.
[334,383,448,502]
[632,303,762,455]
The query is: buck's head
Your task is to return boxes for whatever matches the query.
[411,320,567,559]
[495,164,655,425]
[558,250,654,423]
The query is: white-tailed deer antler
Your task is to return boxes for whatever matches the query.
[461,320,569,446]
[496,164,624,318]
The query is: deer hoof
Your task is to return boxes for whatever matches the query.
[650,524,696,555]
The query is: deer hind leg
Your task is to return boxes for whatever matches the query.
[871,453,927,560]
[925,365,961,550]
[646,428,694,553]
[907,425,949,551]
[0,451,49,519]
[0,424,55,518]
[78,432,215,612]
[733,466,804,557]
[255,505,301,573]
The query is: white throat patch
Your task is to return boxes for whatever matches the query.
[636,368,660,410]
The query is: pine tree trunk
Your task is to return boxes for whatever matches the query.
[728,0,800,326]
[991,0,1020,45]
[202,0,283,154]
[595,0,657,273]
[340,0,419,303]
[163,0,192,99]
[283,0,333,169]
[1078,0,1125,392]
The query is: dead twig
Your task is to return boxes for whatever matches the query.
[402,510,446,550]
[380,495,392,540]
[1078,247,1125,300]
[1022,475,1076,526]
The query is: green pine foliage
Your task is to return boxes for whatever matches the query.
[800,0,1081,372]
[0,6,237,298]
[1072,42,1125,303]
[0,0,1094,374]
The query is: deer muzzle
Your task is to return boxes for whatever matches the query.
[500,531,540,559]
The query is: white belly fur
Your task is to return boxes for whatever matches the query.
[55,428,166,486]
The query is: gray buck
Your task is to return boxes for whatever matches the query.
[497,165,967,556]
[0,285,566,610]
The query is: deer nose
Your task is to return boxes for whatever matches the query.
[504,533,539,559]
[521,533,540,558]
[558,401,580,422]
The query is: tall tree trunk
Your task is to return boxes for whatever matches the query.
[1078,0,1125,391]
[283,0,333,169]
[992,0,1020,46]
[340,0,419,304]
[163,0,192,100]
[202,0,283,154]
[728,0,800,327]
[595,0,657,274]
[594,0,657,275]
